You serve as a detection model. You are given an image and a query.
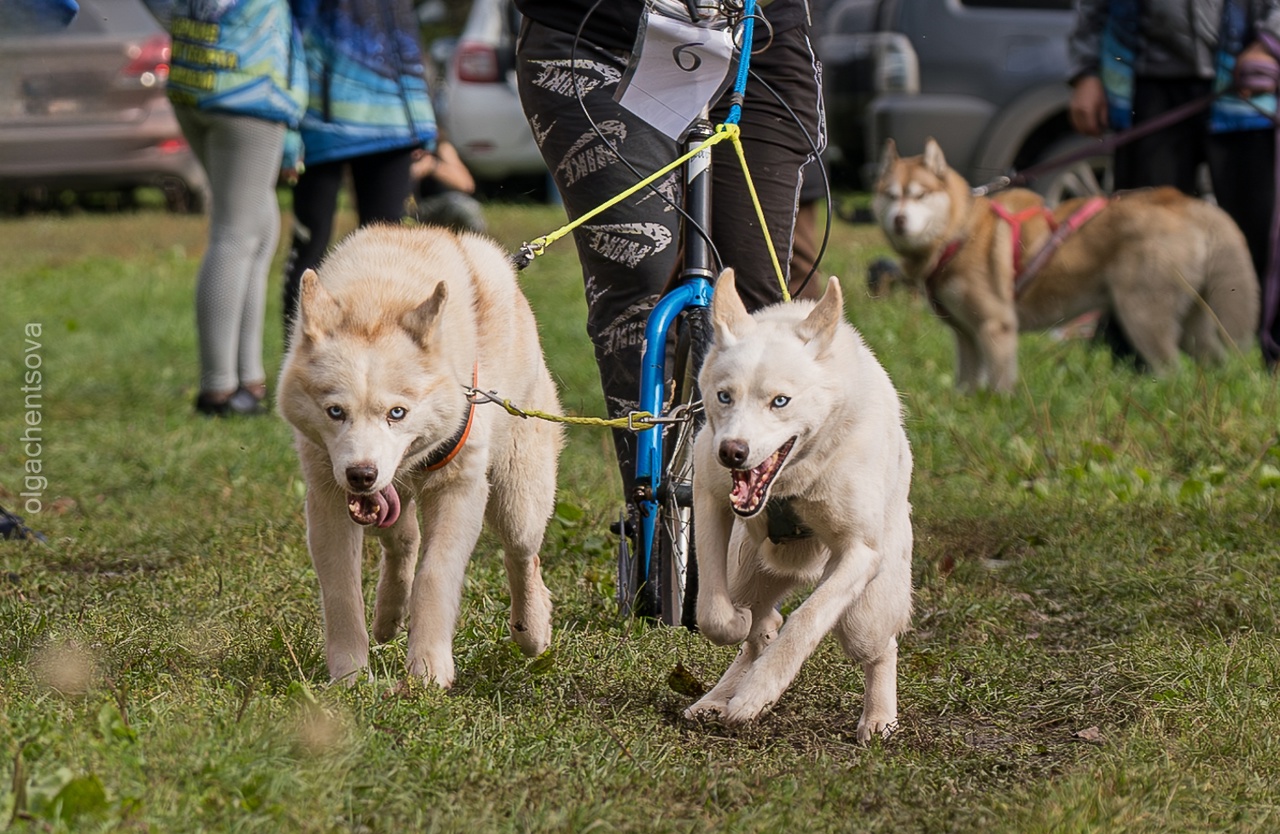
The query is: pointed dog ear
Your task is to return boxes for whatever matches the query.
[710,268,753,346]
[877,138,899,183]
[797,276,844,353]
[297,269,338,345]
[923,137,948,180]
[400,281,449,347]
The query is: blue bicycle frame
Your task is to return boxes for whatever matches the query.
[627,0,758,619]
[632,118,716,609]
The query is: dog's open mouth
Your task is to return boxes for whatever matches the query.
[348,485,402,528]
[729,437,796,518]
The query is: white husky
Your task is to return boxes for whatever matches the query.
[687,270,914,741]
[278,225,563,687]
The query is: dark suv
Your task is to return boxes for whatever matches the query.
[818,0,1109,201]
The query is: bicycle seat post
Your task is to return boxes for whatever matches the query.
[682,117,717,284]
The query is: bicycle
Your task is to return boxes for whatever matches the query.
[510,0,829,627]
[615,3,829,627]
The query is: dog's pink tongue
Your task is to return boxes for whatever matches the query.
[347,485,401,528]
[377,484,401,528]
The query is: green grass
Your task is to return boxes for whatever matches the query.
[2,199,1279,833]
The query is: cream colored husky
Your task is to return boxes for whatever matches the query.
[688,270,914,741]
[278,225,563,687]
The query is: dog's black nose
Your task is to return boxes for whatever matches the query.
[346,464,378,491]
[719,439,750,469]
[893,213,906,234]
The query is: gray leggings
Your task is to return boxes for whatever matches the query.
[176,108,285,393]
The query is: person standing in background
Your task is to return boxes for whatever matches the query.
[412,139,488,234]
[145,0,307,416]
[281,0,437,336]
[1068,0,1280,369]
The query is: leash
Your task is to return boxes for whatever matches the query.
[972,91,1220,197]
[977,56,1280,197]
[463,386,698,432]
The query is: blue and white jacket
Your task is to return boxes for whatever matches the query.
[144,0,307,128]
[289,0,437,166]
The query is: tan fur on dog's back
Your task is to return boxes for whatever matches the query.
[874,138,1260,392]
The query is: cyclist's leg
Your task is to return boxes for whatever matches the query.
[516,19,683,496]
[708,24,824,311]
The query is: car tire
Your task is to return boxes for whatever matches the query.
[1028,136,1113,206]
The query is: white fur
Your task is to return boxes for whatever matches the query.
[688,270,914,742]
[278,226,563,687]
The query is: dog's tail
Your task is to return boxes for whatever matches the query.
[1196,206,1261,356]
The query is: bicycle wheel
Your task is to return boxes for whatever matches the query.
[648,305,710,627]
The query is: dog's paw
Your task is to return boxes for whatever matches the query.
[697,601,752,646]
[509,583,553,657]
[722,692,775,725]
[406,651,456,689]
[856,714,899,744]
[509,614,551,657]
[327,649,370,687]
[683,697,729,721]
[371,615,404,645]
[328,664,370,688]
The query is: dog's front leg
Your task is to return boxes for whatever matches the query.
[404,475,489,688]
[953,329,984,393]
[977,314,1018,393]
[685,604,783,718]
[305,484,369,685]
[692,436,751,645]
[371,496,421,644]
[723,539,883,723]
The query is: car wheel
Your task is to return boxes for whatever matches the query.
[1029,136,1113,206]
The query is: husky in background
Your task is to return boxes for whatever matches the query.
[875,138,1258,392]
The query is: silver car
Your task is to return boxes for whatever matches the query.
[0,0,210,213]
[435,0,547,192]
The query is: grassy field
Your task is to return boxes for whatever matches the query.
[1,199,1278,833]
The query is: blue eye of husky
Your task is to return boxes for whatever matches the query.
[771,395,790,409]
[716,391,731,404]
[388,406,407,422]
[326,405,345,421]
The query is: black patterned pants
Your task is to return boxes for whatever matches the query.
[516,17,824,494]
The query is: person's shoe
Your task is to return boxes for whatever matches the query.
[1,504,47,543]
[195,386,267,417]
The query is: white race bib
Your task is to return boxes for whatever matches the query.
[615,6,735,141]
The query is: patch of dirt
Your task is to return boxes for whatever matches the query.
[915,515,1046,576]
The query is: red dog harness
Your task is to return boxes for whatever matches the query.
[988,202,1059,278]
[1009,196,1108,296]
[924,195,1110,317]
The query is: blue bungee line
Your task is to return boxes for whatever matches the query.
[723,0,757,125]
